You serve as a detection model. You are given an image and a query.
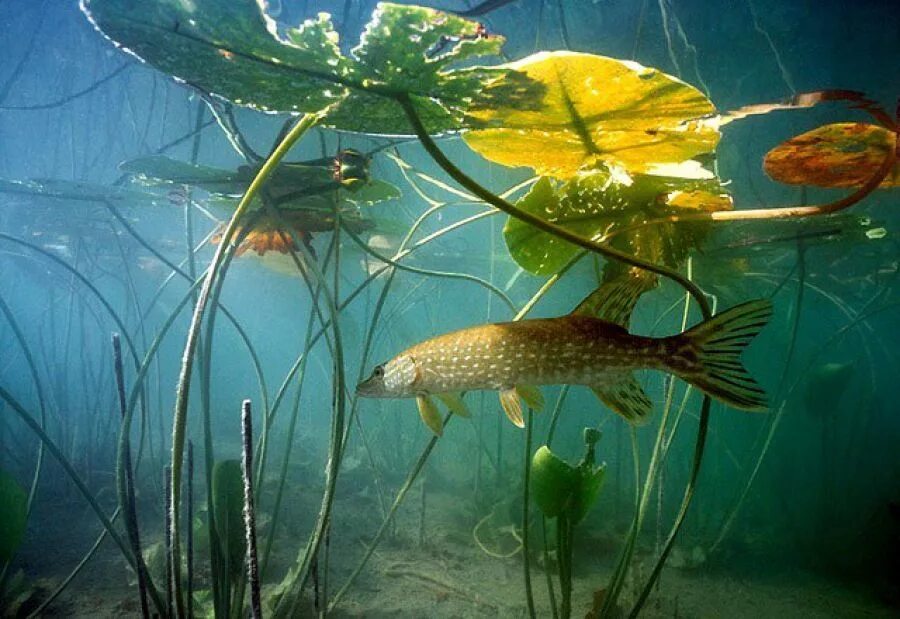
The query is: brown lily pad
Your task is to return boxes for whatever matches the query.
[763,122,899,188]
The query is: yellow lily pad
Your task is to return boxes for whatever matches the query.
[464,51,719,180]
[763,123,900,188]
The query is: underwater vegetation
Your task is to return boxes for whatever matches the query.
[0,0,898,617]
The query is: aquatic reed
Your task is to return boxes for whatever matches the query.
[113,333,150,618]
[241,400,262,619]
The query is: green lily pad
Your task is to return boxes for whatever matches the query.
[0,468,27,562]
[82,0,348,113]
[82,1,504,134]
[464,51,719,179]
[504,168,732,275]
[323,2,507,135]
[0,177,165,205]
[123,153,400,210]
[121,155,249,195]
[531,446,605,525]
[122,154,339,196]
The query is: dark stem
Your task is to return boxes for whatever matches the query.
[241,401,263,619]
[186,441,194,619]
[522,409,536,618]
[113,334,151,619]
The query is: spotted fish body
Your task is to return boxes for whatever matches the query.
[389,317,664,394]
[357,297,772,435]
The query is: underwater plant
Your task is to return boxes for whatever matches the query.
[0,0,894,617]
[531,428,606,619]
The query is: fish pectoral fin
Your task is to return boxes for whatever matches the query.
[499,387,525,428]
[591,373,652,425]
[435,392,470,418]
[417,395,444,436]
[516,384,545,412]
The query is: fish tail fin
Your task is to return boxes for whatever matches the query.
[674,299,772,411]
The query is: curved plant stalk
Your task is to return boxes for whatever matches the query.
[168,111,322,616]
[0,294,47,588]
[0,295,47,516]
[327,413,453,612]
[601,134,897,240]
[600,283,693,616]
[0,386,165,615]
[329,236,576,611]
[522,408,537,618]
[113,333,152,618]
[342,225,517,313]
[0,234,144,375]
[103,203,271,430]
[251,202,347,618]
[26,507,123,618]
[395,93,711,316]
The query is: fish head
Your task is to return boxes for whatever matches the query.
[356,355,419,397]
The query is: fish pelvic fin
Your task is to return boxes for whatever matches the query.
[436,392,470,418]
[417,395,444,436]
[499,388,525,428]
[591,373,652,425]
[674,299,772,411]
[516,384,545,412]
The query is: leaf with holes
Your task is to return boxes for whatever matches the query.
[81,0,348,113]
[763,123,900,188]
[464,51,719,179]
[504,168,731,276]
[323,2,507,135]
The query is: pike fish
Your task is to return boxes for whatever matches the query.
[357,283,772,436]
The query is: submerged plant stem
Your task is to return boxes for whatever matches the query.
[602,134,897,240]
[168,112,321,617]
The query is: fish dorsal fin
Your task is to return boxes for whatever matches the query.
[436,392,470,418]
[499,387,525,427]
[416,395,444,436]
[571,268,658,329]
[591,373,652,425]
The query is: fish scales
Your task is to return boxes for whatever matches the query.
[358,298,772,432]
[400,316,664,394]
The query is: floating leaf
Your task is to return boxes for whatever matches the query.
[0,177,165,205]
[83,1,504,134]
[464,51,719,179]
[123,153,400,211]
[323,2,507,135]
[504,168,732,275]
[763,123,900,188]
[82,0,348,113]
[121,155,249,195]
[122,154,339,196]
[0,468,27,562]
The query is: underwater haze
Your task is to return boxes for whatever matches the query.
[1,0,899,617]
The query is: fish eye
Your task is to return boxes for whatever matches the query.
[373,365,385,379]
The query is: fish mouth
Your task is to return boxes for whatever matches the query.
[355,377,383,397]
